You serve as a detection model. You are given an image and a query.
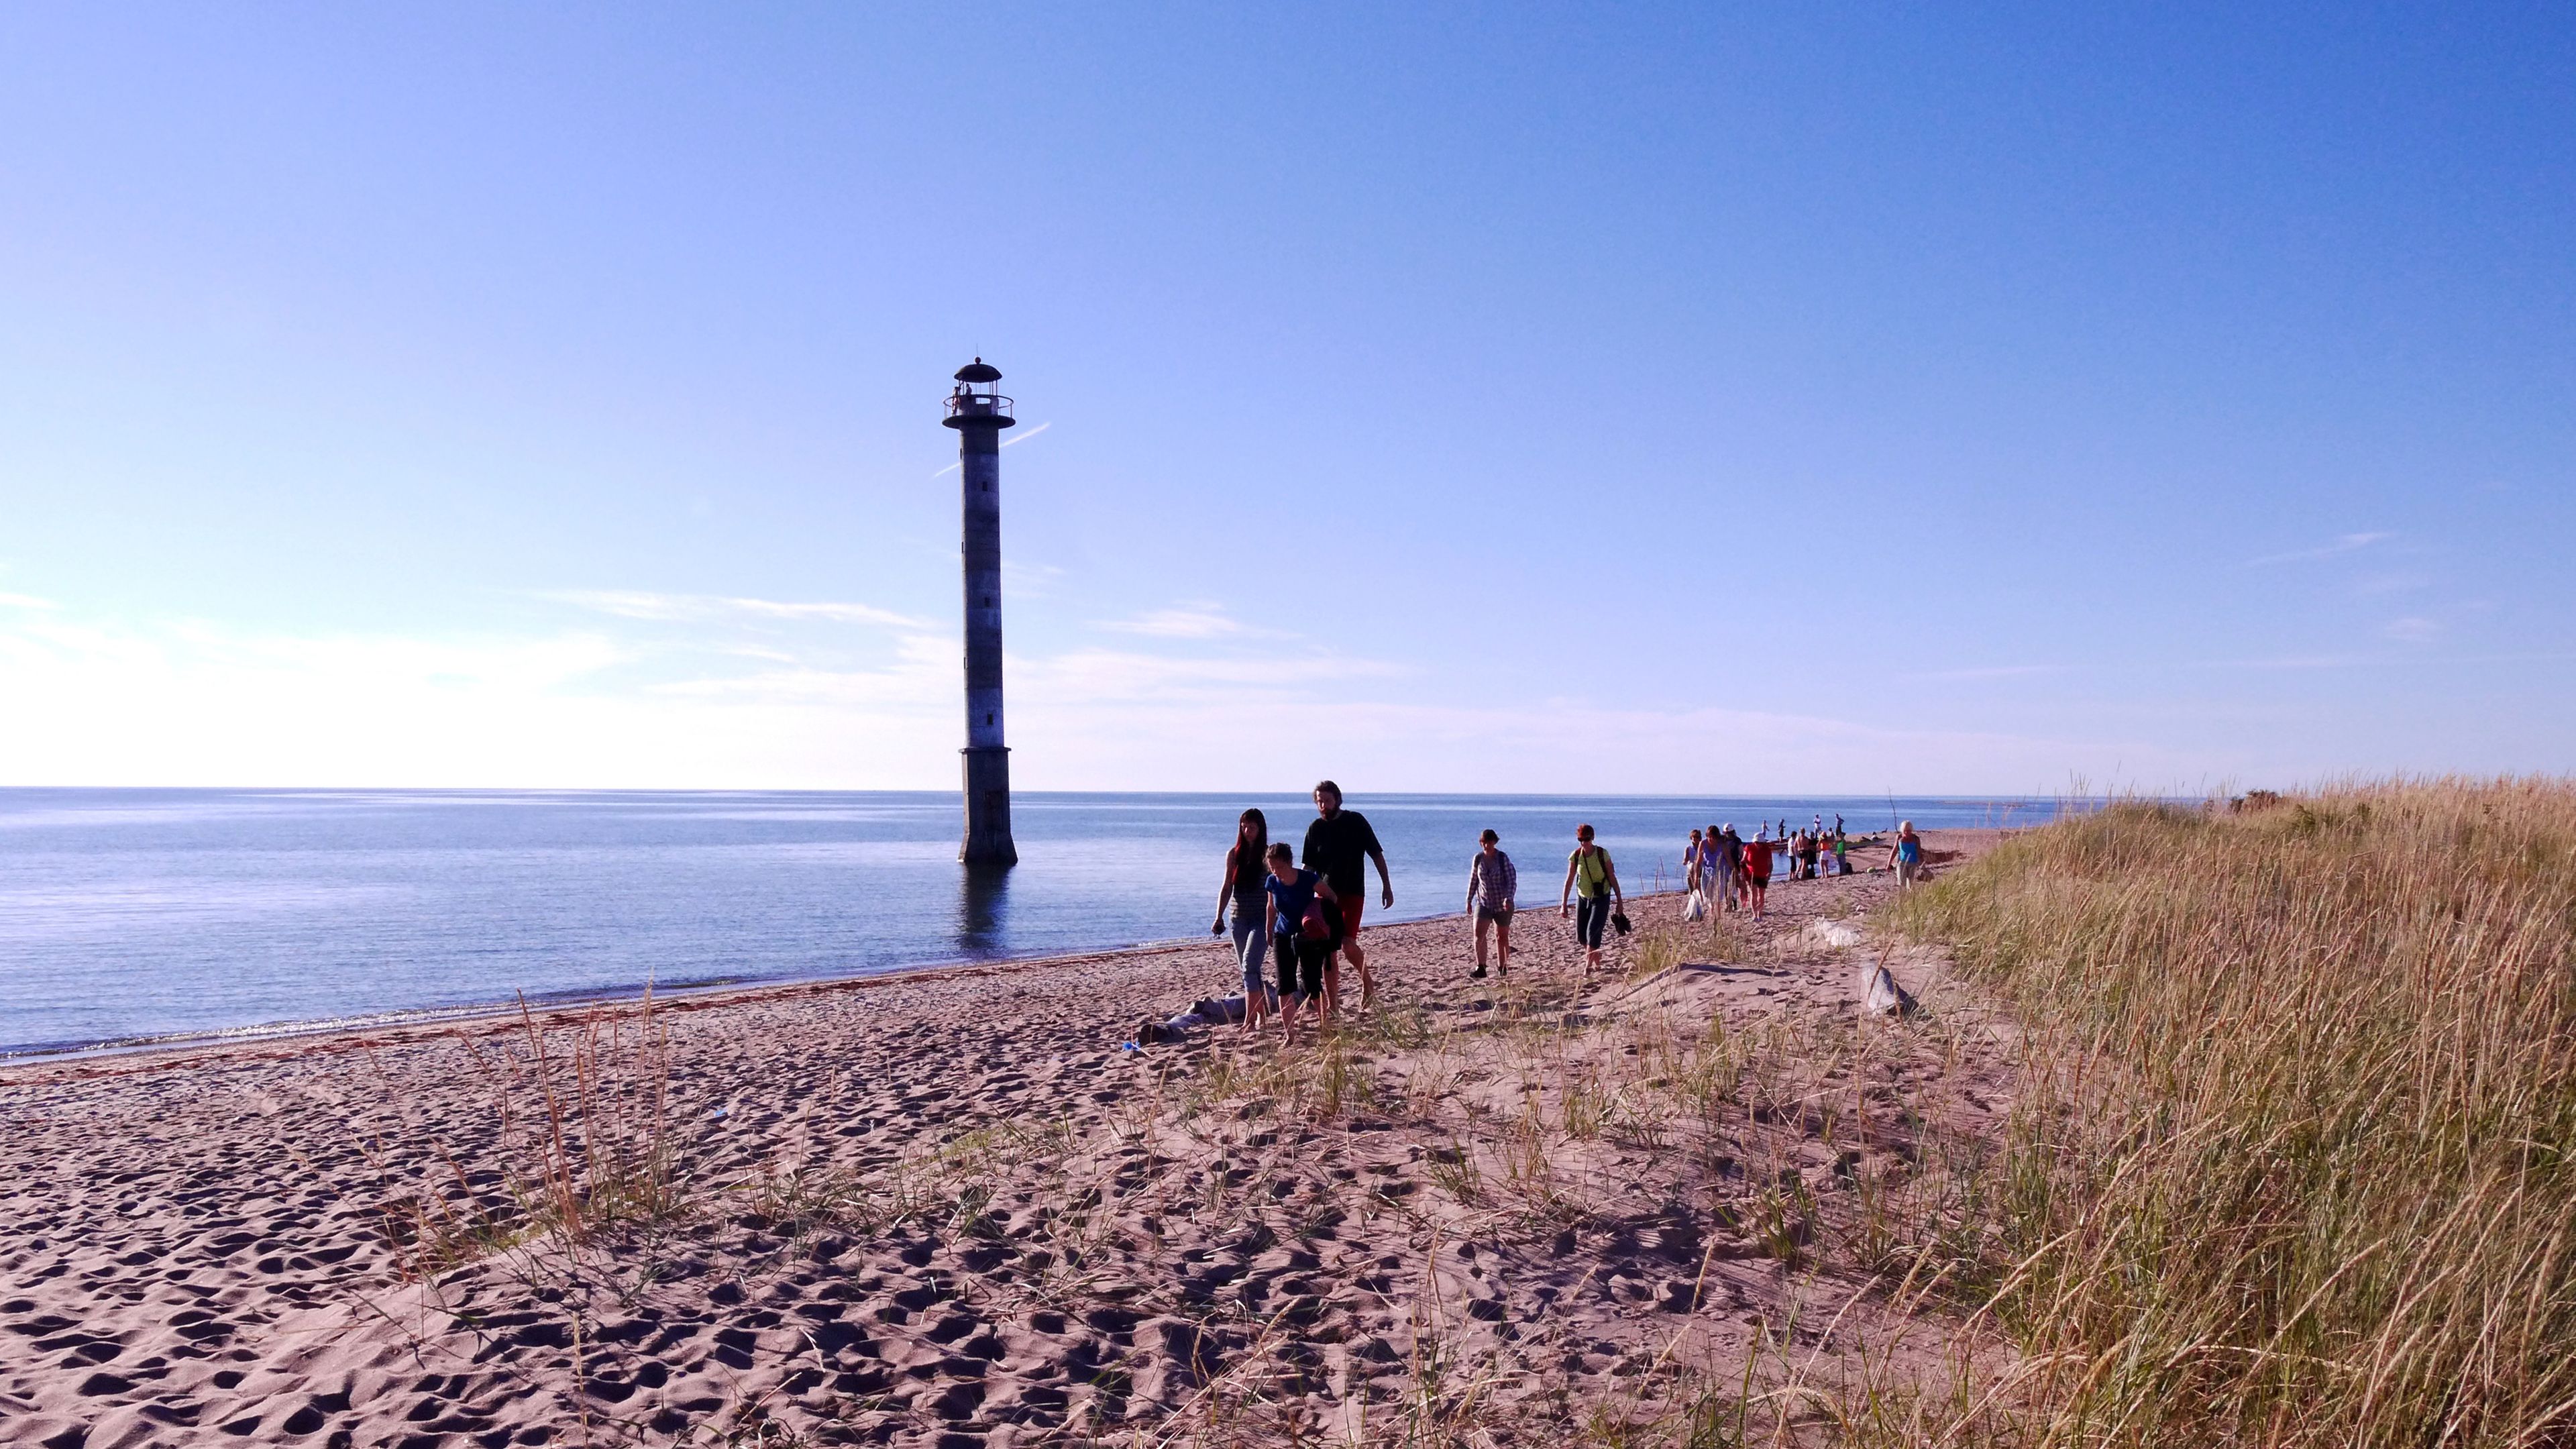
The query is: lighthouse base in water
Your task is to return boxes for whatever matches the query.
[960,745,1017,865]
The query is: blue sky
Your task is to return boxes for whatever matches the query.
[1,4,2569,793]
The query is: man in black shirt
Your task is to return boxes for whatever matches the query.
[1301,780,1393,1010]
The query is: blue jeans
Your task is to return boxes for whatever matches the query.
[1229,904,1273,1002]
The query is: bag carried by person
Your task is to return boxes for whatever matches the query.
[1683,888,1706,922]
[1299,894,1335,942]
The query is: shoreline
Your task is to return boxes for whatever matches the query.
[15,861,1916,1067]
[3,798,2057,1067]
[2,885,1725,1075]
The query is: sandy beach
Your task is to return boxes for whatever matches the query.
[1,830,2016,1447]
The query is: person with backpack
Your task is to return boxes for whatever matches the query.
[1210,808,1276,1036]
[1558,824,1623,981]
[1263,842,1342,1044]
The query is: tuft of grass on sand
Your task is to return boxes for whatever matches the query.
[1890,780,2576,1447]
[379,992,686,1277]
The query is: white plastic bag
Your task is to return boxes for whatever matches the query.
[1683,888,1706,922]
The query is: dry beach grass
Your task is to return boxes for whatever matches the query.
[1886,781,2576,1446]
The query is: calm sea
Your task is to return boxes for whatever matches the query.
[0,790,2062,1058]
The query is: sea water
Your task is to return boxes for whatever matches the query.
[0,789,2061,1057]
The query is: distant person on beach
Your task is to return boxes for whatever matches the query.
[1211,808,1276,1036]
[1558,824,1623,979]
[1832,830,1849,877]
[1887,821,1925,889]
[1714,824,1741,910]
[1743,828,1774,915]
[1303,781,1392,1010]
[1466,828,1516,979]
[1263,842,1342,1043]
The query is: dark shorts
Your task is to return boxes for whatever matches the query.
[1474,904,1513,926]
[1275,932,1330,998]
[1574,894,1611,949]
[1749,872,1770,888]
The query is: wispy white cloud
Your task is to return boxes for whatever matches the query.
[1099,602,1279,640]
[2383,616,2441,643]
[2244,531,2395,567]
[1001,559,1066,597]
[1016,645,1405,701]
[2201,653,2373,671]
[0,599,2218,794]
[1906,663,2065,682]
[0,592,59,610]
[996,695,2209,798]
[543,590,930,631]
[931,419,1051,476]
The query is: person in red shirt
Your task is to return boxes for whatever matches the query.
[1742,829,1775,916]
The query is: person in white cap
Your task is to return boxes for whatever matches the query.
[1886,820,1925,888]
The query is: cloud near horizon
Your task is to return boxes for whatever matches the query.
[543,590,931,630]
[0,596,2184,794]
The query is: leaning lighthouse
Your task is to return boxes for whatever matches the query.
[945,358,1018,865]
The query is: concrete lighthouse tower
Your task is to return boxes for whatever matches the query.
[945,358,1018,866]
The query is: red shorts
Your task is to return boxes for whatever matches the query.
[1337,896,1365,935]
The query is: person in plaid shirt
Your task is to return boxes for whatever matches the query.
[1466,828,1517,979]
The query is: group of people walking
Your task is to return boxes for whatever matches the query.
[1679,816,1927,917]
[1210,783,1630,1042]
[1210,781,1393,1044]
[1210,788,1925,1043]
[1464,822,1629,982]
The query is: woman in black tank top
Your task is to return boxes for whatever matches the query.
[1212,808,1275,1032]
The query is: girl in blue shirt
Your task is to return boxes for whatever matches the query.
[1263,843,1342,1044]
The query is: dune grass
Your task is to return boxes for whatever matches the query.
[1889,780,2576,1446]
[375,994,683,1277]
